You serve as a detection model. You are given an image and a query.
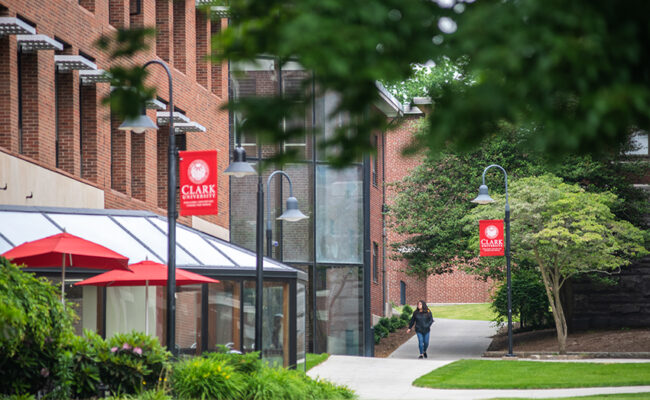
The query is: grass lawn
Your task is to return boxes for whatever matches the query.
[428,303,498,321]
[413,360,650,389]
[297,353,329,372]
[490,393,650,400]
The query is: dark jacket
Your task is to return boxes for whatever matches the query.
[409,309,434,334]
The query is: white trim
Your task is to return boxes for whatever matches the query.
[156,111,190,125]
[79,69,111,85]
[146,99,167,111]
[54,55,97,72]
[174,121,207,133]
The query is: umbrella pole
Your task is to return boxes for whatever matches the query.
[61,253,66,310]
[145,280,149,334]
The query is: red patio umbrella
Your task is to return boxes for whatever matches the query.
[2,232,130,307]
[75,260,219,333]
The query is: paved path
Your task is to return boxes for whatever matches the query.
[389,318,496,360]
[308,355,650,400]
[308,319,650,399]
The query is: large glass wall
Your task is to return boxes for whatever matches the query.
[207,280,239,351]
[229,58,367,357]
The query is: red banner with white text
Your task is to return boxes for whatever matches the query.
[479,219,504,257]
[179,150,218,216]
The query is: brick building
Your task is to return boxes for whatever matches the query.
[0,0,229,237]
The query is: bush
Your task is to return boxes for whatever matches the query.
[402,304,414,315]
[0,257,75,397]
[203,349,263,375]
[373,323,389,339]
[374,332,381,344]
[97,331,172,396]
[378,317,394,333]
[390,315,405,330]
[171,357,245,400]
[492,268,552,330]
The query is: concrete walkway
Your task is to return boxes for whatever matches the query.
[389,318,496,360]
[308,319,650,399]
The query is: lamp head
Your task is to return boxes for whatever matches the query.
[119,114,158,133]
[471,184,494,204]
[278,196,308,222]
[223,146,256,177]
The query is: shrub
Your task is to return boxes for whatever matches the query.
[202,349,263,375]
[171,357,245,400]
[374,332,381,344]
[378,317,394,333]
[402,304,414,315]
[390,315,405,330]
[492,268,552,330]
[373,323,389,339]
[0,257,75,397]
[104,389,171,400]
[97,331,172,396]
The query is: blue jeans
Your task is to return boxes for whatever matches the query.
[416,331,430,355]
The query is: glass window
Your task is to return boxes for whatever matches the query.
[314,265,363,355]
[242,281,256,352]
[280,163,314,263]
[625,131,649,156]
[211,240,257,268]
[315,165,363,264]
[148,218,234,267]
[114,216,195,265]
[0,235,12,253]
[372,242,379,283]
[296,282,306,371]
[207,280,240,351]
[106,285,157,338]
[175,284,203,356]
[0,211,60,246]
[48,214,161,263]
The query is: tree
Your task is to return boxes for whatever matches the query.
[104,0,650,166]
[462,175,648,353]
[388,126,648,279]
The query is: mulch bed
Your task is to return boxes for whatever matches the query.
[374,328,415,358]
[488,327,650,353]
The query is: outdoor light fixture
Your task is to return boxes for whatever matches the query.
[0,17,36,36]
[16,34,63,52]
[223,146,256,177]
[266,170,308,256]
[472,164,514,357]
[119,112,158,134]
[118,60,179,356]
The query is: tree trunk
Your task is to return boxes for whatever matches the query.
[536,254,569,354]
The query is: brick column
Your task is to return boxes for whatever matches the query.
[56,70,81,175]
[155,0,172,63]
[210,20,223,98]
[172,0,187,73]
[80,84,99,182]
[157,125,168,209]
[96,84,112,189]
[195,10,210,88]
[0,36,18,152]
[109,0,129,29]
[130,111,157,203]
[110,113,131,194]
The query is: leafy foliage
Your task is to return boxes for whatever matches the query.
[491,268,552,330]
[97,331,172,396]
[388,127,648,279]
[463,175,648,352]
[0,257,75,397]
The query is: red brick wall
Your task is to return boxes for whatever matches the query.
[369,114,385,317]
[381,113,493,307]
[0,0,230,231]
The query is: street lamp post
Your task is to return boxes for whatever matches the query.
[118,60,178,356]
[472,164,514,357]
[252,170,307,356]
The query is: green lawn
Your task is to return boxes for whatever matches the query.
[428,303,498,321]
[491,393,650,400]
[297,353,329,372]
[413,360,650,389]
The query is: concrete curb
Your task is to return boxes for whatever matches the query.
[484,351,650,359]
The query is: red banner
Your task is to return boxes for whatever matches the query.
[179,150,218,216]
[479,219,504,257]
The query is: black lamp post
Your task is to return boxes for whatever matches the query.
[472,164,514,357]
[118,60,178,356]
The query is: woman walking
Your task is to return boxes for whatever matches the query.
[406,300,434,359]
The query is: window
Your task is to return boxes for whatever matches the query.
[372,135,378,186]
[372,242,379,283]
[624,131,649,156]
[400,281,406,306]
